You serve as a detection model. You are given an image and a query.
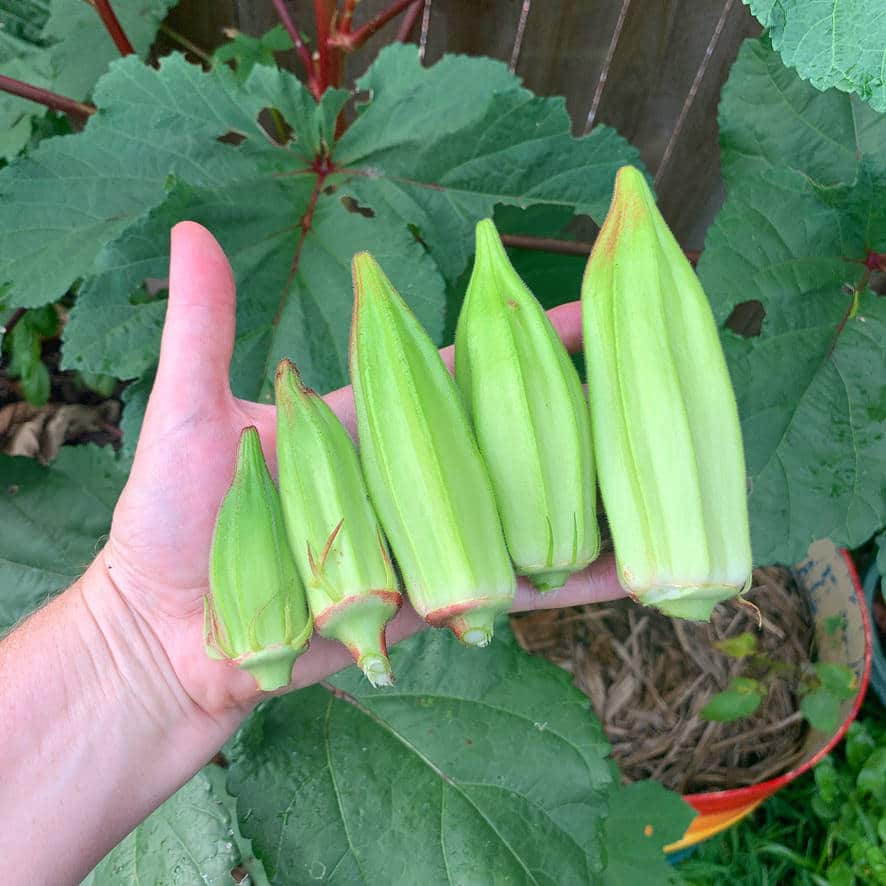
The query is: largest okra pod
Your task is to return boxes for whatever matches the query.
[456,219,599,591]
[582,165,752,620]
[350,252,516,647]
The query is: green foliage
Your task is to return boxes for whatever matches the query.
[0,44,637,424]
[0,0,176,161]
[0,0,51,160]
[601,776,694,885]
[811,718,886,883]
[81,768,242,885]
[682,712,886,885]
[816,662,859,700]
[713,631,758,658]
[1,304,58,404]
[213,24,294,82]
[744,1,886,111]
[64,618,692,886]
[77,370,117,399]
[800,689,840,733]
[700,623,857,730]
[877,532,886,578]
[700,677,765,722]
[227,622,613,884]
[699,38,886,566]
[0,444,126,634]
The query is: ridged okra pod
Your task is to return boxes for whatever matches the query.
[275,359,402,687]
[350,252,516,647]
[582,165,752,620]
[455,219,600,591]
[205,426,312,690]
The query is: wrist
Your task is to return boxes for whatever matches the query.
[0,554,246,882]
[72,551,211,739]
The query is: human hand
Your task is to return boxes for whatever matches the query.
[101,221,624,723]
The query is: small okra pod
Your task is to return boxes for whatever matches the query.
[582,165,752,620]
[455,219,600,591]
[275,358,402,688]
[350,251,516,647]
[205,426,312,691]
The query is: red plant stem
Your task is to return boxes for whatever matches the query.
[0,74,95,121]
[395,0,423,41]
[339,0,359,33]
[90,0,135,56]
[330,0,417,49]
[501,232,701,265]
[314,0,337,88]
[271,0,321,98]
[501,233,590,257]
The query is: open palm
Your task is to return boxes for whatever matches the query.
[103,222,623,719]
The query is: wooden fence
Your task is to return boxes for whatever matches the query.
[166,0,761,250]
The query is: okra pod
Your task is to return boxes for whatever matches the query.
[275,358,401,687]
[350,252,516,647]
[582,165,752,620]
[205,426,312,690]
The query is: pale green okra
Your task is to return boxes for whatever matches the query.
[582,165,752,621]
[456,219,600,591]
[275,358,401,688]
[350,251,516,647]
[205,426,312,690]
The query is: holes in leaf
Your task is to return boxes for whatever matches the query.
[341,195,375,218]
[216,131,247,146]
[256,107,292,146]
[725,300,765,338]
[323,184,337,196]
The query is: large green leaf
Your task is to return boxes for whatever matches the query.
[81,768,242,886]
[744,2,886,112]
[0,45,640,398]
[718,38,886,187]
[601,777,695,886]
[0,53,272,309]
[0,0,175,162]
[227,624,612,885]
[0,0,49,48]
[0,444,126,633]
[700,40,886,565]
[44,0,177,100]
[337,46,635,283]
[0,0,50,159]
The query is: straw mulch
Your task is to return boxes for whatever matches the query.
[511,567,815,793]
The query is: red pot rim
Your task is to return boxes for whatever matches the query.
[683,549,873,807]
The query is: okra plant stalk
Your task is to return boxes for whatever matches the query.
[456,219,600,590]
[350,252,516,647]
[582,165,753,620]
[275,359,402,687]
[205,426,313,690]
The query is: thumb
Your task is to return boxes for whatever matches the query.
[153,221,237,406]
[547,301,583,353]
